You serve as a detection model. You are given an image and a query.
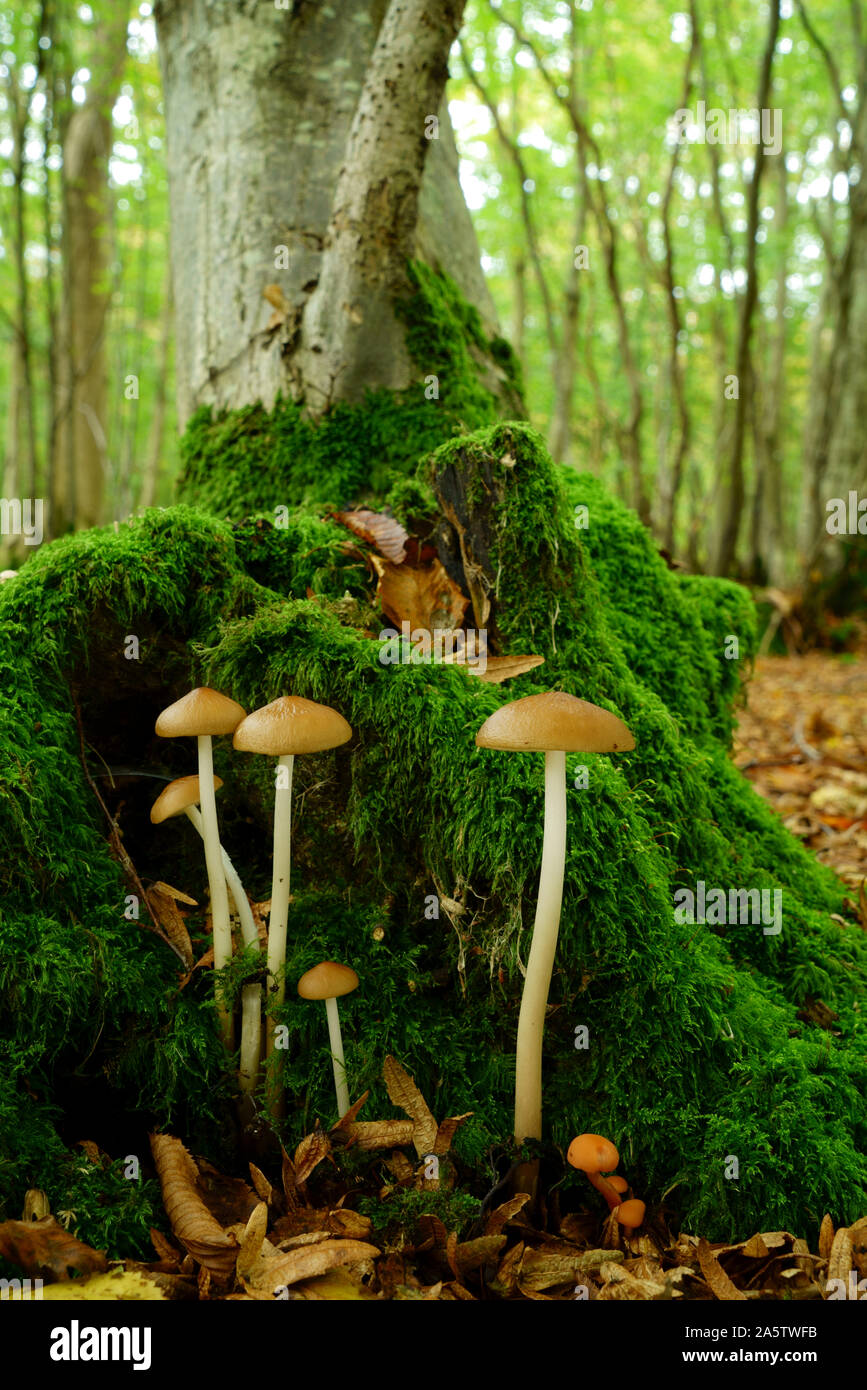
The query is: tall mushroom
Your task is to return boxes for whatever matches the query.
[475,691,635,1144]
[150,775,262,1092]
[232,697,352,1060]
[155,688,246,1048]
[297,960,359,1118]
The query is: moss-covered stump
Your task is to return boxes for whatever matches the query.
[1,425,865,1250]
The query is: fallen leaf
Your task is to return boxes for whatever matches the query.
[697,1238,748,1301]
[444,653,545,684]
[371,554,468,634]
[145,885,194,969]
[293,1130,331,1187]
[330,509,409,563]
[245,1239,379,1294]
[149,1133,239,1277]
[0,1218,107,1281]
[383,1056,438,1156]
[818,1214,834,1262]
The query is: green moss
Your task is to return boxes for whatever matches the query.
[1,419,864,1246]
[357,1186,481,1241]
[176,263,517,518]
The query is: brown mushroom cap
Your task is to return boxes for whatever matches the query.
[475,691,634,753]
[155,687,246,738]
[567,1133,620,1173]
[233,696,352,757]
[297,961,359,1001]
[150,774,224,824]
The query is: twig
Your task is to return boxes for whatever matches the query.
[72,692,187,964]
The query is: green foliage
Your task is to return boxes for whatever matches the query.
[49,1155,163,1262]
[357,1186,482,1242]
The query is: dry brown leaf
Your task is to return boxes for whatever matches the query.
[484,1194,531,1237]
[326,1209,373,1241]
[415,1213,449,1255]
[455,1235,506,1273]
[330,1091,369,1132]
[697,1238,748,1301]
[246,1239,379,1293]
[383,1055,438,1156]
[22,1189,51,1221]
[337,1120,415,1151]
[741,1233,770,1259]
[444,653,545,684]
[145,885,194,969]
[518,1245,622,1292]
[442,1281,476,1300]
[149,1229,182,1266]
[248,1164,273,1206]
[149,1133,239,1277]
[330,509,409,563]
[818,1213,835,1261]
[827,1226,853,1286]
[433,1112,472,1155]
[293,1130,331,1186]
[236,1202,268,1281]
[0,1217,107,1281]
[371,554,469,634]
[491,1240,525,1296]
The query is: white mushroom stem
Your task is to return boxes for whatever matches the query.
[325,995,350,1118]
[239,985,263,1094]
[183,805,262,1094]
[266,752,294,1056]
[514,749,567,1143]
[183,806,258,948]
[196,735,234,1049]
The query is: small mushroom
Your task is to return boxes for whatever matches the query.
[476,692,634,1143]
[232,697,352,1053]
[155,688,246,1048]
[297,960,359,1118]
[567,1132,624,1210]
[150,774,262,1092]
[614,1199,646,1229]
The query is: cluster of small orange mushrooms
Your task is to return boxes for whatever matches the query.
[567,1133,646,1230]
[146,684,640,1227]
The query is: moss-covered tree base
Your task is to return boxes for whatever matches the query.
[2,406,864,1250]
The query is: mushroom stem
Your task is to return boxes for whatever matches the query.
[183,806,258,948]
[184,805,263,1093]
[266,752,294,1056]
[586,1169,624,1212]
[514,749,567,1143]
[325,995,350,1117]
[239,984,263,1094]
[196,735,234,1050]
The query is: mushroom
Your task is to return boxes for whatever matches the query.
[475,692,634,1143]
[614,1199,646,1229]
[297,960,359,1118]
[232,696,352,1057]
[155,688,246,1048]
[150,774,262,1091]
[567,1132,624,1211]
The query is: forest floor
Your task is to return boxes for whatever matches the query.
[734,649,867,892]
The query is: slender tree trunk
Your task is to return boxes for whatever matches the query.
[713,0,780,575]
[53,4,129,533]
[139,268,173,510]
[8,68,39,502]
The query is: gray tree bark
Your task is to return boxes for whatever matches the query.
[155,0,498,427]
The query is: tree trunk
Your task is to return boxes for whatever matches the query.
[713,0,780,576]
[155,0,498,426]
[52,4,129,534]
